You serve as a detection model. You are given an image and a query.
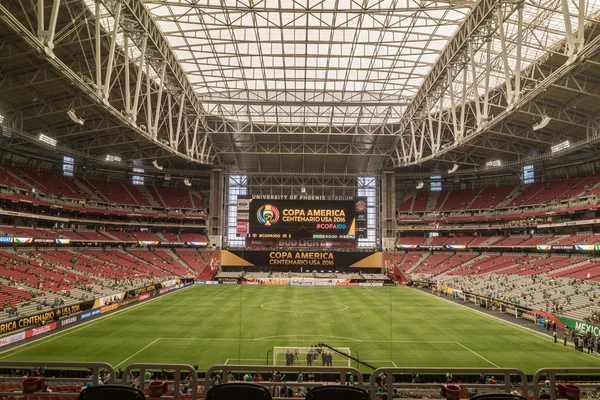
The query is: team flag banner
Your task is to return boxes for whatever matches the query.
[396,244,418,249]
[13,237,33,244]
[576,245,595,251]
[536,245,551,251]
[56,238,71,244]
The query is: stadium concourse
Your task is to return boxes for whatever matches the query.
[5,0,600,398]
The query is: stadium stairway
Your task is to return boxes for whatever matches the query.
[135,185,163,208]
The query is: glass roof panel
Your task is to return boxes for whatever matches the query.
[143,0,472,126]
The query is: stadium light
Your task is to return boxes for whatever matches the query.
[0,114,4,124]
[301,186,306,193]
[416,181,424,189]
[533,116,551,131]
[152,160,163,170]
[66,109,85,125]
[447,164,459,174]
[39,133,57,147]
[485,160,502,167]
[105,154,121,162]
[551,140,570,153]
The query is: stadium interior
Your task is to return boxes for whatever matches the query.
[2,0,600,399]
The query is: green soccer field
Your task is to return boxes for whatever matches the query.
[0,285,598,373]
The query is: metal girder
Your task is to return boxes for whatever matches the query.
[215,142,391,157]
[394,0,597,168]
[0,0,216,167]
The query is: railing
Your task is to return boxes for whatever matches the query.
[0,361,598,399]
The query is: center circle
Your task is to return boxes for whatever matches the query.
[260,301,348,313]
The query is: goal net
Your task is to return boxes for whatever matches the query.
[273,346,351,367]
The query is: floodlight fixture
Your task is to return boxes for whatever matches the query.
[447,164,459,174]
[416,181,424,189]
[183,178,192,187]
[39,133,57,147]
[66,109,85,125]
[152,160,163,170]
[551,140,570,153]
[485,160,502,167]
[105,154,121,162]
[533,116,551,131]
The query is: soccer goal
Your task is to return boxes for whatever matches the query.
[273,346,352,367]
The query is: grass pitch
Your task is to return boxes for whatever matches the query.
[0,285,598,373]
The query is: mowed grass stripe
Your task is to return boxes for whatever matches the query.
[0,285,597,373]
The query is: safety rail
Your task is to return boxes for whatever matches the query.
[370,367,529,400]
[532,368,600,400]
[204,364,365,395]
[120,363,199,400]
[0,361,114,398]
[1,362,600,399]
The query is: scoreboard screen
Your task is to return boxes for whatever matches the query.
[236,197,367,240]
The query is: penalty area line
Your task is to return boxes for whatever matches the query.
[454,341,499,368]
[115,338,161,368]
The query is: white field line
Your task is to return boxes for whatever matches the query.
[391,361,398,367]
[115,338,161,368]
[455,341,500,368]
[224,359,229,365]
[158,337,457,344]
[363,286,374,293]
[415,288,600,360]
[233,285,241,291]
[0,285,197,360]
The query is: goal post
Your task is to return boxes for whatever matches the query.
[273,346,351,367]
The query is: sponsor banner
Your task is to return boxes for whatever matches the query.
[538,218,599,228]
[120,298,137,307]
[237,222,249,235]
[56,301,94,318]
[95,293,123,308]
[100,304,118,314]
[195,280,207,284]
[446,244,466,250]
[25,322,57,338]
[262,281,288,286]
[0,311,57,335]
[162,279,178,288]
[32,238,54,244]
[137,293,151,301]
[555,315,600,337]
[159,241,186,246]
[221,281,238,285]
[241,281,260,285]
[0,237,12,243]
[314,282,336,286]
[159,288,170,295]
[183,281,193,287]
[289,282,314,286]
[188,241,209,246]
[218,277,239,283]
[124,283,160,298]
[348,282,360,286]
[56,238,71,245]
[0,331,25,348]
[396,244,418,249]
[537,245,552,251]
[576,245,595,251]
[336,282,349,286]
[222,250,380,269]
[60,316,78,327]
[359,282,383,287]
[138,241,159,246]
[552,245,574,250]
[81,309,102,320]
[13,237,33,244]
[245,238,357,250]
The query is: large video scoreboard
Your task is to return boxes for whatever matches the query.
[236,196,367,240]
